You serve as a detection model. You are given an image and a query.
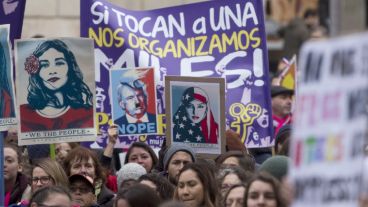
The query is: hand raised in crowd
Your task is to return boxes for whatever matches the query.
[107,124,118,144]
[104,124,119,159]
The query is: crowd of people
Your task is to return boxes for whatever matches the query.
[3,88,294,207]
[0,1,368,207]
[1,17,300,207]
[4,36,367,207]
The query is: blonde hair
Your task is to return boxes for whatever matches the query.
[33,158,69,188]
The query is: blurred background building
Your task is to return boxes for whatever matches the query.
[22,0,209,38]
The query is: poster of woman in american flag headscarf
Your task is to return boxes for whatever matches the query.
[173,87,218,143]
[165,76,226,157]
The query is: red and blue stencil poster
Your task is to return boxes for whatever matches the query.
[81,0,273,149]
[110,67,158,136]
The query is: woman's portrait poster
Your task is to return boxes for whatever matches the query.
[15,38,97,145]
[165,76,225,158]
[0,24,17,131]
[110,67,158,136]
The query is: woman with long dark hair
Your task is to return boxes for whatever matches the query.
[174,163,218,207]
[20,39,93,131]
[124,142,158,173]
[243,172,286,207]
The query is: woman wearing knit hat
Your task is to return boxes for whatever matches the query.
[116,163,146,190]
[258,156,289,181]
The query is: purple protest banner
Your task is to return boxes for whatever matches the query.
[81,0,273,149]
[0,0,26,46]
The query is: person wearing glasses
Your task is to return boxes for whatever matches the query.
[114,69,156,134]
[63,146,115,207]
[31,158,69,193]
[69,174,99,207]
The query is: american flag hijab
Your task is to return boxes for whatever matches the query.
[173,87,218,144]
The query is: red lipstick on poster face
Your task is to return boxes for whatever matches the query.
[192,115,199,120]
[48,77,60,82]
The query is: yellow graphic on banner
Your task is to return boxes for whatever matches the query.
[229,103,262,143]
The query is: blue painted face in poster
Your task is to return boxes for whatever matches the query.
[173,87,218,144]
[20,39,94,132]
[0,43,15,118]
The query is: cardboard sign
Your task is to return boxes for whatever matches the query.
[15,38,97,145]
[290,33,368,207]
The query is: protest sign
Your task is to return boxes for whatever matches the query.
[15,38,97,145]
[81,0,273,148]
[0,24,17,131]
[277,55,297,90]
[290,33,368,207]
[165,76,226,157]
[110,67,158,136]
